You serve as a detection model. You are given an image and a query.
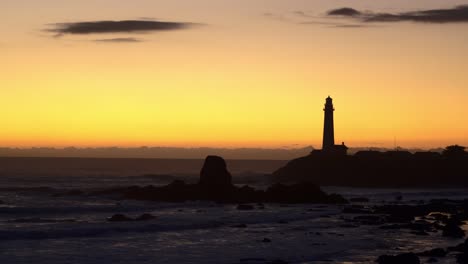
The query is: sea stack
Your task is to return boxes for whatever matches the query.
[199,155,233,189]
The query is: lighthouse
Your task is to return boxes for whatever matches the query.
[321,96,348,155]
[322,96,335,150]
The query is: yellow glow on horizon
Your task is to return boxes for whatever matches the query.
[2,2,468,149]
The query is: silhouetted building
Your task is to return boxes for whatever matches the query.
[321,96,348,155]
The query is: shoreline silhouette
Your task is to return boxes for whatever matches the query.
[273,97,468,188]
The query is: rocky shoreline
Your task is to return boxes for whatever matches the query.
[341,198,468,263]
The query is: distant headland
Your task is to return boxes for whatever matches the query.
[272,97,468,187]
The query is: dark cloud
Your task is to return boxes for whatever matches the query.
[300,21,370,29]
[327,5,468,23]
[94,37,142,43]
[327,8,361,17]
[49,20,195,35]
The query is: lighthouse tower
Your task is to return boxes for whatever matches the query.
[320,96,348,155]
[322,96,335,150]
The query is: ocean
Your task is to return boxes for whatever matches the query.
[0,157,467,264]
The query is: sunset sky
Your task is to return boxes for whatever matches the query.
[2,0,468,149]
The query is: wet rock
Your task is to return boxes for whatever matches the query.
[266,182,347,204]
[135,213,156,221]
[107,214,133,222]
[350,197,370,203]
[269,260,288,264]
[417,248,447,258]
[340,223,360,228]
[67,189,84,196]
[240,258,266,262]
[343,205,371,214]
[442,222,465,238]
[385,214,414,223]
[199,155,232,189]
[428,213,449,222]
[353,215,384,225]
[411,231,430,236]
[377,253,420,264]
[448,239,468,252]
[104,156,347,204]
[427,257,438,263]
[458,254,467,264]
[237,204,254,210]
[231,224,247,228]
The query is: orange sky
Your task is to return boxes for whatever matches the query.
[2,0,468,149]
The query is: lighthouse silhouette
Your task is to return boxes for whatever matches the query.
[323,96,335,150]
[321,96,348,155]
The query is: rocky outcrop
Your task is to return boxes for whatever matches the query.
[107,214,133,222]
[113,180,346,204]
[107,213,157,222]
[95,155,347,204]
[271,148,468,187]
[376,253,420,264]
[199,155,232,189]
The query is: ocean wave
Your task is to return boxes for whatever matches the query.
[0,221,224,241]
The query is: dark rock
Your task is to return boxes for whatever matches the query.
[135,213,156,221]
[237,204,254,210]
[385,214,414,223]
[448,239,468,252]
[0,200,4,204]
[350,197,370,203]
[265,182,347,204]
[411,231,430,236]
[457,252,468,264]
[271,147,468,188]
[417,248,447,257]
[340,223,360,228]
[240,258,267,262]
[427,257,438,263]
[342,205,371,214]
[442,222,465,238]
[376,253,420,264]
[100,156,347,204]
[428,213,449,222]
[269,260,288,264]
[118,180,346,204]
[262,238,272,243]
[107,214,133,222]
[231,224,247,228]
[66,189,84,196]
[199,155,232,189]
[353,215,384,225]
